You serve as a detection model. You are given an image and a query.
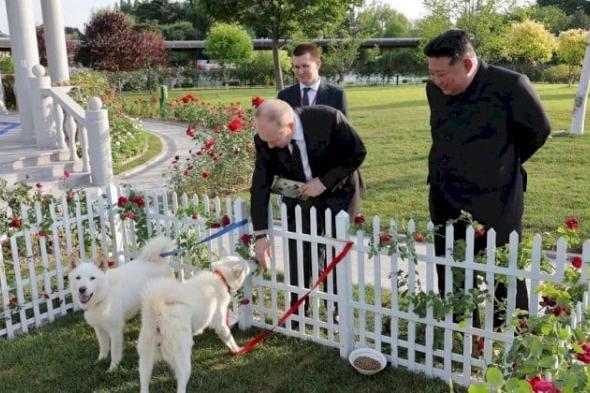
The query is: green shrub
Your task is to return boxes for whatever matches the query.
[68,70,148,165]
[544,64,581,84]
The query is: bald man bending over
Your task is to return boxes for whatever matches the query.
[250,99,366,322]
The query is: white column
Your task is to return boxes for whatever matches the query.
[5,0,40,140]
[30,65,59,148]
[40,0,69,83]
[85,97,113,187]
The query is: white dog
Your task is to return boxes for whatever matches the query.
[137,255,256,393]
[68,236,175,371]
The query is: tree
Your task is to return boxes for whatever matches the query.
[357,2,411,37]
[235,50,291,86]
[36,25,79,67]
[537,0,590,16]
[77,11,167,74]
[204,23,253,85]
[503,19,556,65]
[201,0,361,90]
[419,0,517,62]
[557,29,588,84]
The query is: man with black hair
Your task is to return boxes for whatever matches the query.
[424,29,551,328]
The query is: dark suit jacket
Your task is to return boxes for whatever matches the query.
[250,105,366,231]
[278,81,348,116]
[426,60,551,244]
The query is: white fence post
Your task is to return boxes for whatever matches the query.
[236,198,253,330]
[30,65,59,148]
[335,210,354,359]
[85,97,113,186]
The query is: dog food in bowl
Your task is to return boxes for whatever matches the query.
[353,356,382,371]
[348,348,387,375]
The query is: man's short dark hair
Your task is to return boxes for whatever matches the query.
[423,29,476,64]
[292,42,321,59]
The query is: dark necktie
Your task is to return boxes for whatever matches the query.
[290,140,306,182]
[302,87,311,106]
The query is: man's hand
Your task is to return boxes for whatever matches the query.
[254,236,271,269]
[300,177,327,198]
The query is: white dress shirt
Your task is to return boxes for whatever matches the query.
[289,112,313,181]
[299,78,321,106]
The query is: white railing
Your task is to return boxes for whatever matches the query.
[29,64,113,186]
[1,186,589,387]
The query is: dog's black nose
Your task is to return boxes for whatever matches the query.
[79,287,86,294]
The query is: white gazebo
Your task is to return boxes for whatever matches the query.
[2,0,113,188]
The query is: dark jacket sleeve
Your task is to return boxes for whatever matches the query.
[319,111,366,190]
[249,135,275,231]
[510,75,551,163]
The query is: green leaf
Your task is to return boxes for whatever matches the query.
[529,336,544,358]
[468,384,489,393]
[486,367,505,388]
[558,326,572,340]
[539,354,559,369]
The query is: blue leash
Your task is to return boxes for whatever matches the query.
[160,219,249,257]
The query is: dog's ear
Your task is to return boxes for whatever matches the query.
[67,253,80,270]
[230,265,245,283]
[96,253,108,271]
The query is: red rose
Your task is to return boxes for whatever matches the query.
[183,169,191,177]
[565,217,579,231]
[221,215,231,226]
[528,376,561,393]
[252,96,264,107]
[240,234,252,245]
[63,170,70,178]
[228,118,242,133]
[132,195,145,208]
[37,230,47,237]
[202,171,209,179]
[9,217,22,229]
[107,259,116,268]
[123,211,135,221]
[117,196,129,207]
[353,214,365,225]
[577,353,590,364]
[414,233,425,243]
[553,305,564,317]
[519,318,528,330]
[572,256,583,269]
[379,233,392,244]
[186,127,195,138]
[204,138,215,150]
[210,222,221,229]
[181,95,191,104]
[475,227,486,239]
[192,214,200,220]
[476,337,484,353]
[43,293,50,300]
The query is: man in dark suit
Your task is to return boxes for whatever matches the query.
[425,30,551,328]
[278,42,348,115]
[251,99,366,322]
[278,42,364,218]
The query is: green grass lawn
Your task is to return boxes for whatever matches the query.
[124,84,590,239]
[0,312,459,393]
[114,131,163,175]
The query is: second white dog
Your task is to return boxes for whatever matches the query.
[137,255,256,393]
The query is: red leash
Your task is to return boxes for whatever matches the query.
[233,240,354,355]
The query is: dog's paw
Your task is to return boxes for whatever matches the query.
[107,362,120,372]
[230,347,243,356]
[96,353,108,363]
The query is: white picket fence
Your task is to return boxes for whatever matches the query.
[1,185,589,387]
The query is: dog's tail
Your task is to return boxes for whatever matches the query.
[137,236,176,265]
[140,278,192,356]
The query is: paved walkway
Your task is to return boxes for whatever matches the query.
[115,119,193,189]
